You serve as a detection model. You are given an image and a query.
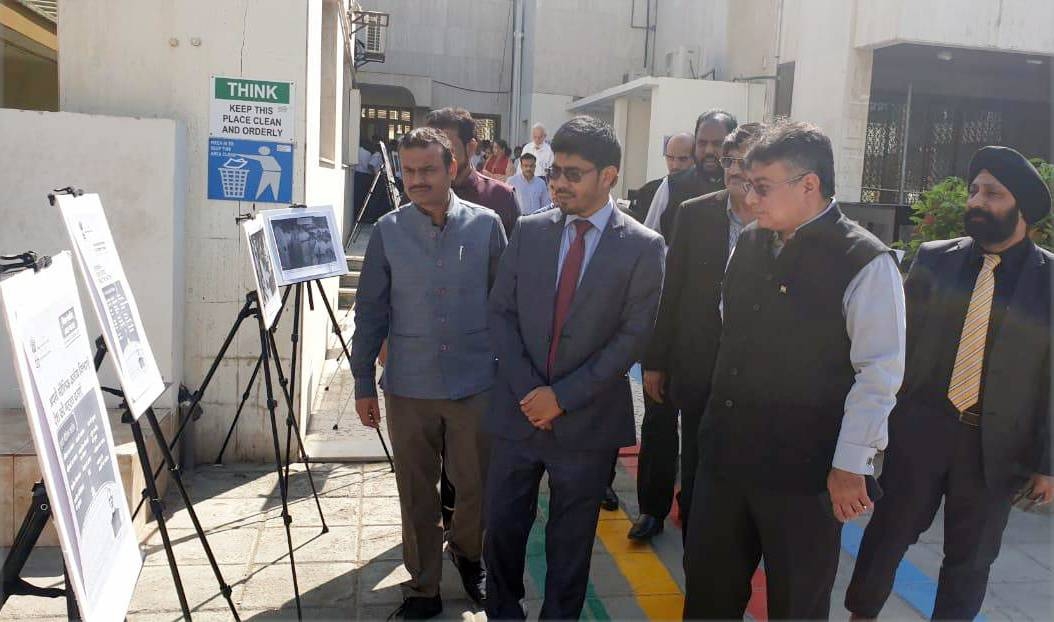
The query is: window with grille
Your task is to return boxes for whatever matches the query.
[473,115,500,143]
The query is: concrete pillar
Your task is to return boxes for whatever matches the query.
[789,0,873,202]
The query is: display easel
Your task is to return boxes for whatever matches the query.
[217,206,394,472]
[0,252,80,620]
[347,140,402,246]
[1,249,239,621]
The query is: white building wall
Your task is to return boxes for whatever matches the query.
[58,0,346,463]
[855,0,1054,54]
[788,0,873,203]
[652,0,726,80]
[527,92,574,141]
[358,0,514,132]
[530,0,645,98]
[644,79,766,182]
[0,110,186,415]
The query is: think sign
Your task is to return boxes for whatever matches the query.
[210,76,294,143]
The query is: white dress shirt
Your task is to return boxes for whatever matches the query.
[642,176,670,233]
[521,141,554,176]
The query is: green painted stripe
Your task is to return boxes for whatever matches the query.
[526,495,612,621]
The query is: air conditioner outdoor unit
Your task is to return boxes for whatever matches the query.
[665,45,699,79]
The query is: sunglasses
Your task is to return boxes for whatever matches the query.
[719,156,745,169]
[742,172,812,198]
[548,165,596,183]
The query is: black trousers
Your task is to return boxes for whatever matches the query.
[635,394,680,519]
[683,468,842,620]
[485,435,613,620]
[677,407,703,535]
[846,413,1016,619]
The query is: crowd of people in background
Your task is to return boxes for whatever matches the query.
[350,105,1053,621]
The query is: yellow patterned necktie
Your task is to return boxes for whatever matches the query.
[947,253,1002,412]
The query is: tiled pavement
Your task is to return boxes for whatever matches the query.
[3,360,1052,620]
[2,456,1051,620]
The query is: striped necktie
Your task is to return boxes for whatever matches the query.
[947,253,1002,412]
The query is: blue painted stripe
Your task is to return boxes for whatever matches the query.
[841,522,986,621]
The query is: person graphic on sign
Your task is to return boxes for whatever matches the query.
[238,145,282,200]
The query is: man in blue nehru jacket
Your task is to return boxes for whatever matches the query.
[351,127,506,620]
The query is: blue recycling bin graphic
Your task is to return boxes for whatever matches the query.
[208,138,293,203]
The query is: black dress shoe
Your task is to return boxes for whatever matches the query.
[389,595,443,620]
[449,550,486,606]
[627,514,664,540]
[601,486,620,511]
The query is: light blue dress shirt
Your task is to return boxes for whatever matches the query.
[555,198,614,287]
[508,172,551,215]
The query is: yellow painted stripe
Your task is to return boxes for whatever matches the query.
[594,509,685,620]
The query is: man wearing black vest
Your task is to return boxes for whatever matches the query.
[629,123,764,542]
[846,146,1054,620]
[643,110,736,239]
[682,122,906,620]
[628,133,695,222]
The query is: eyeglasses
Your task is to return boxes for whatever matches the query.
[742,172,812,197]
[719,156,745,169]
[548,165,596,183]
[664,154,693,164]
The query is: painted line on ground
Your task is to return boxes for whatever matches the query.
[613,443,769,620]
[841,521,986,621]
[527,495,612,620]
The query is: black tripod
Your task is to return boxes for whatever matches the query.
[216,279,394,472]
[172,289,329,619]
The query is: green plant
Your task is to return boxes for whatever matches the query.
[899,159,1054,262]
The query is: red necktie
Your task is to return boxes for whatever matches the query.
[548,219,592,377]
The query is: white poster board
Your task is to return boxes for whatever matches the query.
[0,253,142,622]
[54,193,165,419]
[243,216,283,329]
[260,206,347,286]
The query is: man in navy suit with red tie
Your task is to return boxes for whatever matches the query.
[483,116,665,619]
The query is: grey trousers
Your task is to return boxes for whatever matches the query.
[385,391,491,598]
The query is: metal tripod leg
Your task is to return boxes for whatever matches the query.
[144,407,241,620]
[253,296,303,620]
[126,412,192,620]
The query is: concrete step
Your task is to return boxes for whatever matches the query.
[1,407,178,546]
[338,287,357,309]
[346,255,364,272]
[339,271,360,289]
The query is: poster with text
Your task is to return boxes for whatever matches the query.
[55,193,165,418]
[243,216,282,329]
[0,252,142,621]
[261,206,347,286]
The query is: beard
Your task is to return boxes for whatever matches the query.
[964,206,1020,245]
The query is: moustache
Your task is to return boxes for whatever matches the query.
[408,186,431,193]
[965,209,993,223]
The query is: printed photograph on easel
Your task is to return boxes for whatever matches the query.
[260,206,347,286]
[0,252,142,622]
[54,193,165,419]
[242,216,282,329]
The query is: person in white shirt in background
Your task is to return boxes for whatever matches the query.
[506,152,552,216]
[520,123,554,180]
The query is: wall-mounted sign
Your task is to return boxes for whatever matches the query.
[210,76,295,143]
